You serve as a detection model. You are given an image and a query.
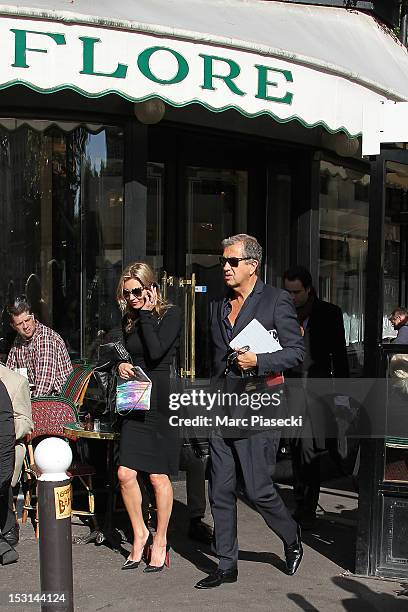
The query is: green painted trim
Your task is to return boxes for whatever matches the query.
[0,79,361,138]
[0,120,105,134]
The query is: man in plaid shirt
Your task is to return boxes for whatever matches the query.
[6,297,73,397]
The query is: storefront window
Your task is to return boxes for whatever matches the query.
[382,161,408,340]
[0,120,123,361]
[319,160,370,376]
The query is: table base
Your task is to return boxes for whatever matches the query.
[73,527,125,552]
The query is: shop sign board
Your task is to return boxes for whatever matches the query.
[0,17,388,138]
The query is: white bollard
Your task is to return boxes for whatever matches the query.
[34,438,74,612]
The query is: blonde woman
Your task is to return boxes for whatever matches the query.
[116,263,181,572]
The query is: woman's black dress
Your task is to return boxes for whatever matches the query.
[119,306,181,475]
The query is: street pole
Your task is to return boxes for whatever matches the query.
[34,438,74,612]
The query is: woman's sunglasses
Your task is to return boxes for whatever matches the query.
[219,256,252,268]
[123,287,145,299]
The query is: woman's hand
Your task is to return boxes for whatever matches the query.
[118,362,135,379]
[141,286,157,311]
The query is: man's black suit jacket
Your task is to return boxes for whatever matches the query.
[0,380,15,492]
[291,298,349,451]
[210,278,305,380]
[306,298,349,379]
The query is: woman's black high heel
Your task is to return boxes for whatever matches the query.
[121,532,153,570]
[143,544,170,573]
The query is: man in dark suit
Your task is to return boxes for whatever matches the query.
[283,265,349,529]
[195,234,305,589]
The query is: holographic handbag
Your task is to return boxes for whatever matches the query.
[115,367,152,415]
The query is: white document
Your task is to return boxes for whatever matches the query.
[15,367,28,379]
[229,319,282,353]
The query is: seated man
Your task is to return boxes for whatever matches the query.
[6,296,73,397]
[0,379,18,565]
[0,364,33,546]
[389,307,408,344]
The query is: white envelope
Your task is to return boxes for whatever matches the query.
[229,319,282,353]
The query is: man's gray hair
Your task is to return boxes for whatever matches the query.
[221,234,263,265]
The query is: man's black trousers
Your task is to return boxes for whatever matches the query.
[209,431,297,570]
[0,484,15,535]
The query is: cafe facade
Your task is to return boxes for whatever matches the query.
[1,0,408,578]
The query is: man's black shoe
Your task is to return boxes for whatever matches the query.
[284,525,303,575]
[3,523,19,547]
[188,519,213,545]
[195,567,238,589]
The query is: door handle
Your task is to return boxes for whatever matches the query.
[160,271,174,301]
[160,272,195,380]
[179,274,196,380]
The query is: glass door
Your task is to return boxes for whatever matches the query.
[154,164,248,380]
[181,166,248,378]
[318,160,370,376]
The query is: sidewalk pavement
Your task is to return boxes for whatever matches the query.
[2,478,408,612]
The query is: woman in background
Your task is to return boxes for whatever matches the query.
[116,262,181,572]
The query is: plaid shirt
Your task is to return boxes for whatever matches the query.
[6,321,73,397]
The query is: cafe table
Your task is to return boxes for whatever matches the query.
[63,422,122,551]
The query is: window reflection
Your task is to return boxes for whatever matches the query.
[0,120,123,362]
[266,171,291,287]
[319,160,370,376]
[382,162,408,342]
[185,167,248,272]
[82,128,123,359]
[185,166,248,377]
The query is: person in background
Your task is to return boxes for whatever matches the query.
[0,380,18,565]
[283,265,349,529]
[0,363,33,547]
[116,263,182,573]
[6,296,72,397]
[389,307,408,344]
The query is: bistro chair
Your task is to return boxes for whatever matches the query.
[21,397,96,533]
[58,363,95,411]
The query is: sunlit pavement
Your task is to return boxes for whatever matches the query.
[2,479,407,612]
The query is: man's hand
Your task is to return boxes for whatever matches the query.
[235,350,257,371]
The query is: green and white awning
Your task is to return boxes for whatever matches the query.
[1,1,408,146]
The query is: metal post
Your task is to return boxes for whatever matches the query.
[34,438,74,612]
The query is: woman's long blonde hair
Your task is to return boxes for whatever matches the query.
[116,262,169,332]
